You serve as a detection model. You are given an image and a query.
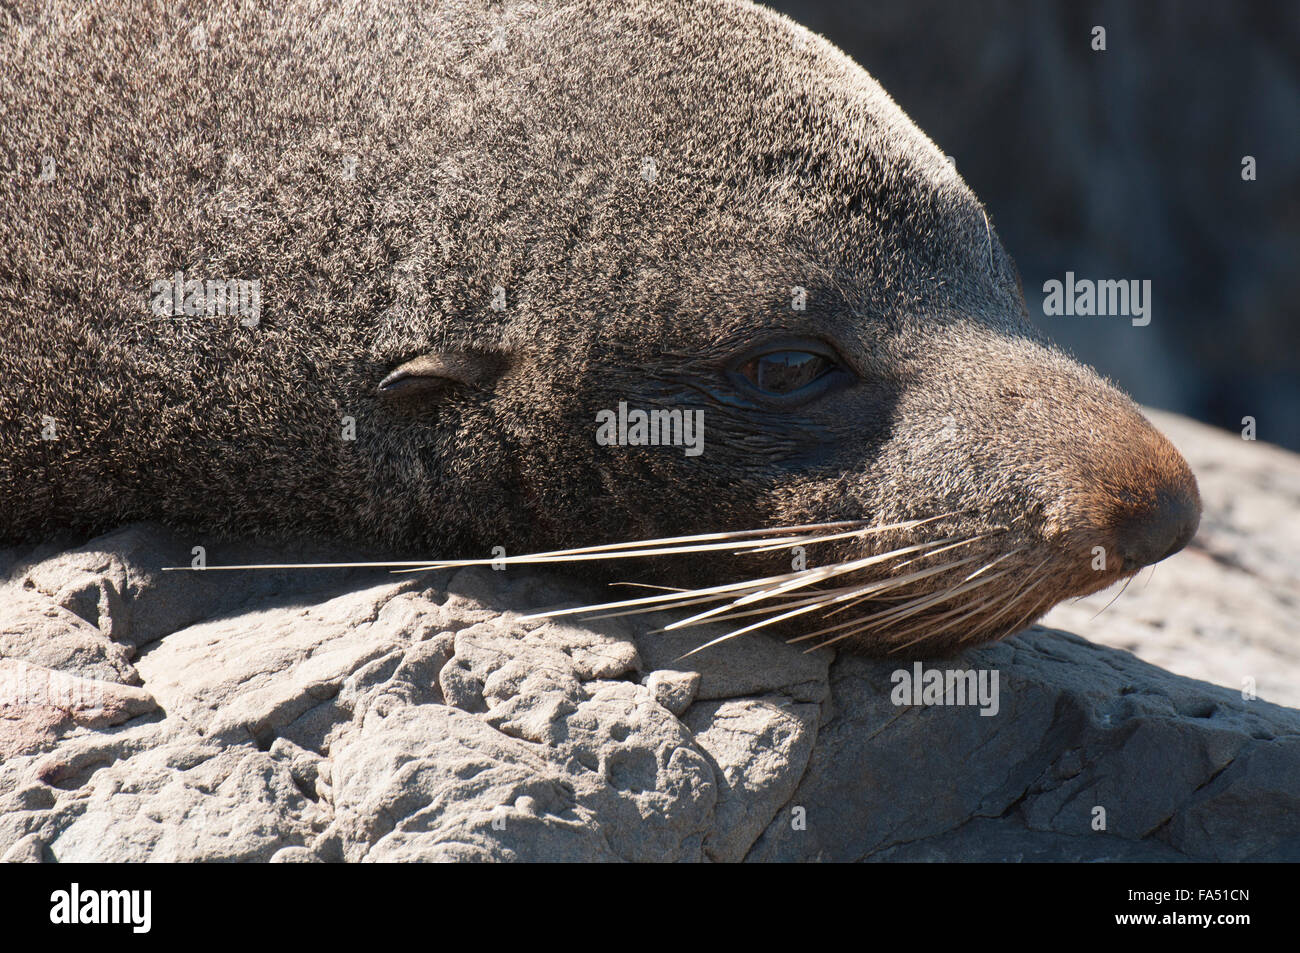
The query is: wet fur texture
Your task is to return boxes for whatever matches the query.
[0,0,1198,652]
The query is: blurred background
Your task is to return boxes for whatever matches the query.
[769,0,1300,450]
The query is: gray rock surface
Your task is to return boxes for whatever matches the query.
[1,412,1297,862]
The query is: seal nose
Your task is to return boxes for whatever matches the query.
[1070,407,1203,574]
[1113,485,1201,571]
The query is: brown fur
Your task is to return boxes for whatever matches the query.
[0,0,1199,652]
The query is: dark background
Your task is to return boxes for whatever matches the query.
[769,0,1300,450]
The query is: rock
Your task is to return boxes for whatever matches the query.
[641,670,700,716]
[1,833,50,863]
[0,414,1296,861]
[683,697,819,862]
[748,634,1300,862]
[47,743,326,863]
[0,659,158,759]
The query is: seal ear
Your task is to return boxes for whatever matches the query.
[376,351,503,399]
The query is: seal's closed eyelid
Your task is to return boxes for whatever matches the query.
[377,351,502,397]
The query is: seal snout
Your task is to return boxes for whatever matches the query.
[1028,393,1203,594]
[1111,482,1201,571]
[1094,422,1202,574]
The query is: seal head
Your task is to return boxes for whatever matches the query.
[0,0,1199,652]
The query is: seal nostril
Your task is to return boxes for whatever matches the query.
[1158,512,1199,561]
[1115,486,1201,571]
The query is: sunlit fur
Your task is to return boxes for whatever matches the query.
[2,1,1198,655]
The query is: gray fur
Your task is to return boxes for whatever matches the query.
[0,0,1197,650]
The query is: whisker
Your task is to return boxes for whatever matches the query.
[1089,573,1135,621]
[954,563,1050,644]
[674,554,992,656]
[162,519,879,573]
[390,534,820,572]
[802,554,993,622]
[397,518,958,572]
[960,547,1027,581]
[156,514,1039,660]
[661,536,987,631]
[608,582,691,592]
[679,551,992,651]
[519,560,871,622]
[740,513,957,553]
[536,531,995,644]
[819,539,1017,620]
[807,567,1014,652]
[651,583,863,628]
[584,585,824,622]
[584,596,749,622]
[884,591,1012,653]
[887,525,1008,572]
[516,574,790,621]
[882,558,1035,652]
[871,550,1028,650]
[788,560,1005,648]
[161,559,446,571]
[1001,594,1050,639]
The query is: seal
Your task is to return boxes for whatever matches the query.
[0,0,1200,653]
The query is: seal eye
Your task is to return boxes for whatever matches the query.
[736,351,834,396]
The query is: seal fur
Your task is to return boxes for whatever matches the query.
[0,0,1200,653]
